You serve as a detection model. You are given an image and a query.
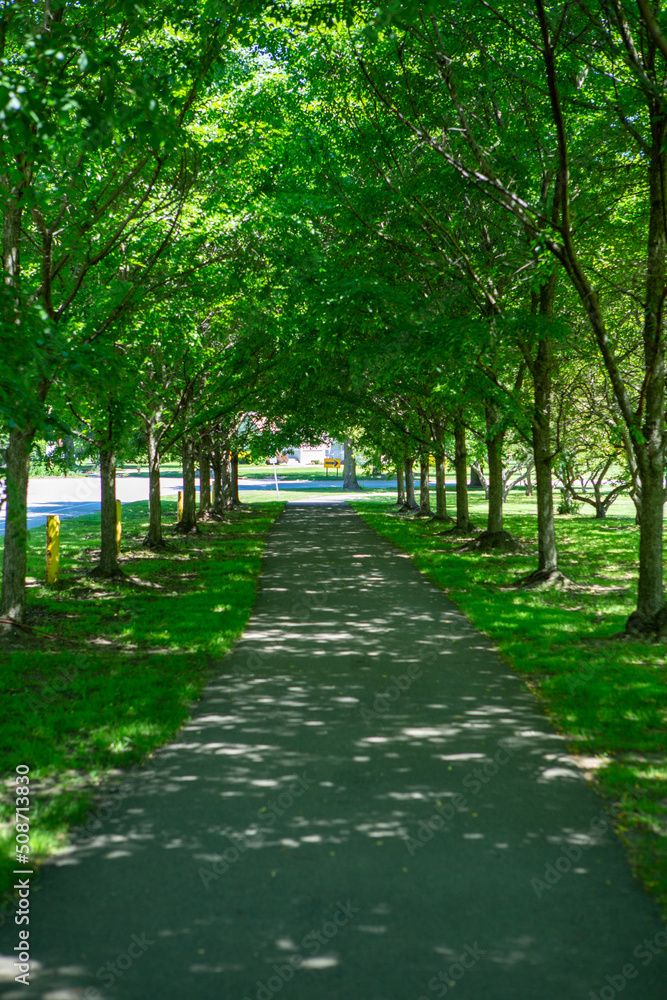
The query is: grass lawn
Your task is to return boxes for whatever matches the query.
[124,463,356,482]
[350,491,667,920]
[0,497,283,914]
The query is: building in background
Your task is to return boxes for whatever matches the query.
[284,441,344,465]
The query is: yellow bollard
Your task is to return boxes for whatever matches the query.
[46,515,60,584]
[177,490,184,521]
[116,499,122,553]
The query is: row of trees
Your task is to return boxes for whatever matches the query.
[2,1,667,636]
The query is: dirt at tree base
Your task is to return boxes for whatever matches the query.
[459,529,516,552]
[440,521,478,539]
[428,514,456,527]
[625,605,667,640]
[514,566,572,590]
[142,536,168,549]
[172,521,201,535]
[88,565,127,581]
[0,618,46,647]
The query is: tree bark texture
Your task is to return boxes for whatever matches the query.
[0,426,34,621]
[532,336,558,573]
[454,418,471,531]
[343,439,360,490]
[212,444,222,508]
[213,438,233,512]
[199,440,211,513]
[434,450,448,519]
[634,103,667,620]
[146,419,162,547]
[98,447,119,576]
[404,456,417,509]
[485,404,504,535]
[231,450,240,505]
[179,434,197,530]
[419,451,431,514]
[469,466,484,489]
[396,458,405,505]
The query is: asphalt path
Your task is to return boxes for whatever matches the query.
[0,474,398,536]
[0,502,665,999]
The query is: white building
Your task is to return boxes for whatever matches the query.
[285,441,344,465]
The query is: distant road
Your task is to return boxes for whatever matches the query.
[0,473,399,536]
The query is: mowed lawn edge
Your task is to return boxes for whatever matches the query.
[0,499,284,911]
[350,494,667,921]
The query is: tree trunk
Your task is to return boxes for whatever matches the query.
[178,434,197,531]
[0,426,34,622]
[97,446,120,576]
[536,38,665,616]
[532,336,558,573]
[199,439,211,513]
[433,450,448,519]
[212,444,222,508]
[145,419,163,547]
[418,451,431,514]
[0,184,33,620]
[632,106,667,622]
[524,467,534,496]
[3,181,22,313]
[485,404,504,534]
[221,443,233,509]
[213,438,234,512]
[231,450,240,505]
[404,456,417,509]
[454,418,471,531]
[343,439,360,490]
[636,469,664,618]
[396,458,406,505]
[469,466,484,489]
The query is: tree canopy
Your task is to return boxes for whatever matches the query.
[2,0,667,635]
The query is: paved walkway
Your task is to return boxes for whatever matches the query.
[1,503,665,999]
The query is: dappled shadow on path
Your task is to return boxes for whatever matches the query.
[1,504,665,1000]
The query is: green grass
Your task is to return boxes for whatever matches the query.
[349,492,667,919]
[101,462,381,482]
[0,498,283,909]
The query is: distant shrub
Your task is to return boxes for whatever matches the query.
[557,490,582,515]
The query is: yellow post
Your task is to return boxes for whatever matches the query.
[177,490,184,521]
[116,500,122,553]
[46,515,60,584]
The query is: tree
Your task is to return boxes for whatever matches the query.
[354,1,667,625]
